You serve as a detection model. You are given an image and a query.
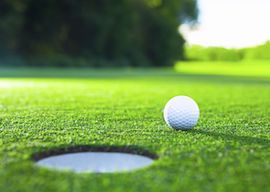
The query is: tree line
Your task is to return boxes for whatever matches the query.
[0,0,197,67]
[185,41,270,62]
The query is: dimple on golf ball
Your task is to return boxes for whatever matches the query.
[163,96,200,130]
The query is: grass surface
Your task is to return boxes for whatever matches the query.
[176,60,270,77]
[0,64,270,192]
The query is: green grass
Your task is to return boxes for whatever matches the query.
[0,64,270,192]
[176,60,270,78]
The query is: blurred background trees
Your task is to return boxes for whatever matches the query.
[185,41,270,62]
[0,0,198,67]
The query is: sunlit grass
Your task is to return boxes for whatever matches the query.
[0,67,269,191]
[175,60,270,77]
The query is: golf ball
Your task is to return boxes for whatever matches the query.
[163,96,200,130]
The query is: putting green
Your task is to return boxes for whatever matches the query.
[0,66,269,191]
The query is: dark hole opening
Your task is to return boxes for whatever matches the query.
[32,145,158,161]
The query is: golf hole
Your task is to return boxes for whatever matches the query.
[34,146,156,173]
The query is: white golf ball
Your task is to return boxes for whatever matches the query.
[163,96,200,130]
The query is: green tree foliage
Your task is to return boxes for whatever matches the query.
[0,0,198,67]
[0,1,25,55]
[185,45,243,61]
[243,41,270,60]
[185,42,270,62]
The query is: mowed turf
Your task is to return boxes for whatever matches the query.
[176,60,270,78]
[0,65,269,192]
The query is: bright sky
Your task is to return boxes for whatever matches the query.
[180,0,270,48]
